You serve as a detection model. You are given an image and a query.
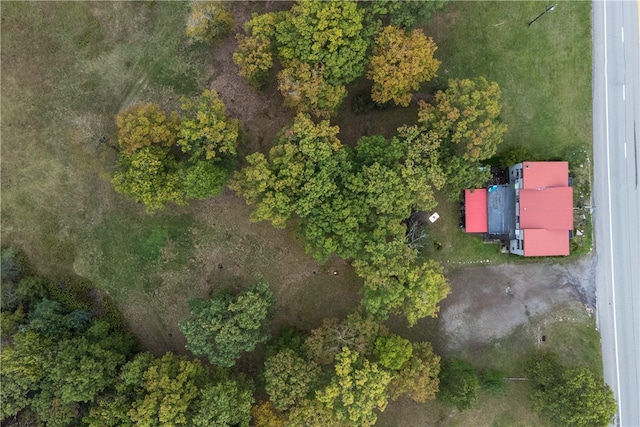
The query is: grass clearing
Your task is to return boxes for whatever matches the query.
[417,1,593,261]
[1,2,361,356]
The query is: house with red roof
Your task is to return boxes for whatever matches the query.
[463,161,573,257]
[508,161,573,256]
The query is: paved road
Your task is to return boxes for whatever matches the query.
[593,0,640,425]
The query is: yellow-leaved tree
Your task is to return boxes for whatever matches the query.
[368,26,441,107]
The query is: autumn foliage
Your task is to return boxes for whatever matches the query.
[368,26,441,106]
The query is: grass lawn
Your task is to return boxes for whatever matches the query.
[418,1,593,262]
[1,1,361,356]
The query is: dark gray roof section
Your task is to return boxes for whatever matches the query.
[487,184,516,238]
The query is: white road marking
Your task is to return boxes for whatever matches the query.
[623,84,626,100]
[603,1,623,423]
[622,26,624,43]
[625,142,628,159]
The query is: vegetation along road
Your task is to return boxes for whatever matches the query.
[593,1,640,425]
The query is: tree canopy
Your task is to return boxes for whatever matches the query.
[526,351,616,427]
[368,26,440,106]
[179,280,275,367]
[316,347,392,427]
[264,348,321,411]
[111,91,239,212]
[185,2,233,45]
[437,358,479,410]
[275,0,369,87]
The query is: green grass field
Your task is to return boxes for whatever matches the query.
[1,1,361,355]
[2,1,597,424]
[417,1,593,262]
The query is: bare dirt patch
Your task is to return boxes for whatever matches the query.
[440,252,596,351]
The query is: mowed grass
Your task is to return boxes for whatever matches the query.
[1,2,362,355]
[415,1,593,262]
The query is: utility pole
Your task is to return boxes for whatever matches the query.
[528,4,557,26]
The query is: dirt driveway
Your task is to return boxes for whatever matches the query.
[440,252,596,350]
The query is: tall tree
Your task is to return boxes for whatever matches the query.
[111,145,184,212]
[389,342,440,402]
[264,348,321,411]
[418,77,507,162]
[179,280,276,367]
[278,62,347,118]
[275,0,370,87]
[368,26,440,106]
[115,103,180,156]
[316,347,392,427]
[374,334,413,370]
[355,240,451,326]
[46,320,133,404]
[286,399,346,427]
[229,114,343,229]
[112,93,239,212]
[185,2,233,45]
[0,331,52,419]
[191,379,254,427]
[233,12,280,88]
[305,312,387,365]
[526,351,616,427]
[178,89,240,162]
[437,358,479,410]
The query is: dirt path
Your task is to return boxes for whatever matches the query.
[440,252,596,350]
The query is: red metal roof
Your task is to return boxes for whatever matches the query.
[465,189,488,233]
[522,161,569,189]
[520,187,573,230]
[523,229,570,256]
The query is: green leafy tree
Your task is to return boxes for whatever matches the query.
[126,353,207,427]
[0,331,52,419]
[264,348,321,411]
[233,12,280,88]
[179,280,275,367]
[366,0,447,28]
[178,89,240,162]
[368,26,440,106]
[115,103,180,156]
[286,399,346,427]
[230,114,343,229]
[479,369,506,396]
[111,145,184,212]
[305,312,387,365]
[533,367,616,427]
[30,391,79,427]
[355,241,451,326]
[278,62,347,118]
[316,347,392,427]
[389,342,441,403]
[418,77,507,162]
[275,0,369,86]
[46,320,132,404]
[374,334,413,370]
[179,160,230,200]
[192,379,254,427]
[526,351,616,427]
[185,2,233,45]
[499,145,534,168]
[437,358,479,410]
